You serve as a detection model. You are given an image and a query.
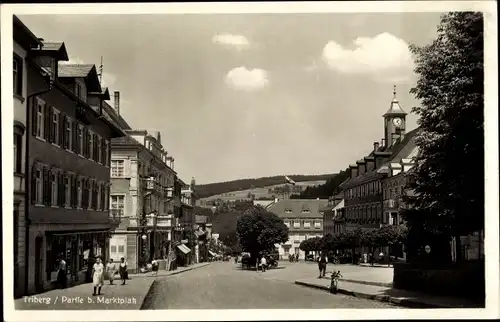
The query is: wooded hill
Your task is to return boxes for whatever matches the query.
[195,174,336,199]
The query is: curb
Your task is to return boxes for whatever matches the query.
[294,281,453,309]
[166,263,210,277]
[338,278,393,288]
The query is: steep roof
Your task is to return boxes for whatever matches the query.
[102,101,132,131]
[267,199,328,219]
[341,128,420,189]
[33,41,69,61]
[13,15,42,50]
[58,64,95,78]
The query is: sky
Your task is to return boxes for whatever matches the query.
[19,12,443,184]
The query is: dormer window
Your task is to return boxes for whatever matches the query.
[284,209,292,213]
[75,81,87,102]
[301,209,310,213]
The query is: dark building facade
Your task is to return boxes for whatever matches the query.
[25,41,124,294]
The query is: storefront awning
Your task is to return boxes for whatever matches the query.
[208,250,217,257]
[176,244,191,254]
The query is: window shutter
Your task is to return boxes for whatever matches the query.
[43,105,51,141]
[82,128,88,157]
[32,98,38,136]
[60,116,67,149]
[31,165,37,204]
[72,123,77,153]
[59,172,65,206]
[71,175,76,207]
[43,168,50,206]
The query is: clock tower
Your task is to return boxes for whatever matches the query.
[383,85,407,147]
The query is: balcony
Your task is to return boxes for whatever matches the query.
[383,199,398,209]
[14,173,25,194]
[156,216,172,228]
[164,187,174,199]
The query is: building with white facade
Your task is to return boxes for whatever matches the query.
[267,199,327,259]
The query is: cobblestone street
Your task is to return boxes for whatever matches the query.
[142,262,400,309]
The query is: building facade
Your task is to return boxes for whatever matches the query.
[13,16,43,298]
[109,126,177,273]
[24,38,125,294]
[267,199,327,259]
[321,194,345,236]
[339,89,418,232]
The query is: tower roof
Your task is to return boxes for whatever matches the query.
[383,85,407,117]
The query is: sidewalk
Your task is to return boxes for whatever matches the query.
[15,262,210,310]
[294,277,484,308]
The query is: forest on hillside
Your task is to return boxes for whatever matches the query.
[290,168,350,199]
[195,174,335,198]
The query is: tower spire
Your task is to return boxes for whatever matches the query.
[393,84,397,99]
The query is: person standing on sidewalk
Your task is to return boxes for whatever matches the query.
[119,257,128,285]
[92,257,105,296]
[151,258,159,276]
[260,255,267,272]
[317,253,328,278]
[56,254,67,289]
[106,259,117,285]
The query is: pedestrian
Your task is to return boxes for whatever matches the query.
[119,257,128,285]
[106,259,117,285]
[369,253,374,266]
[260,255,267,272]
[317,253,328,278]
[151,258,159,276]
[56,254,67,289]
[295,253,299,262]
[92,257,105,296]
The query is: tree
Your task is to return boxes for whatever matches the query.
[236,206,289,265]
[402,12,484,264]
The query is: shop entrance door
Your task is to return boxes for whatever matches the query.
[34,236,43,292]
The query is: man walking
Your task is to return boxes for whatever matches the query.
[317,253,328,278]
[260,255,268,272]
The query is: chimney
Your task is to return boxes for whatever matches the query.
[349,165,358,179]
[373,142,380,151]
[114,91,120,115]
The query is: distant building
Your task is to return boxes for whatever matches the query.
[321,194,345,236]
[267,199,328,259]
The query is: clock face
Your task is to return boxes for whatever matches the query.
[393,117,403,127]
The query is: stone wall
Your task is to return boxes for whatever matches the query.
[393,261,485,300]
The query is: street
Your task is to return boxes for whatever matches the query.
[142,262,400,309]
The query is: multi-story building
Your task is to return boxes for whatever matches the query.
[24,34,125,294]
[267,199,327,259]
[13,16,43,298]
[339,89,418,232]
[321,194,345,236]
[108,122,177,273]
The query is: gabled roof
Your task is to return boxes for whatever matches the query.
[341,128,420,189]
[102,101,132,130]
[58,63,101,93]
[33,40,69,61]
[267,199,328,219]
[13,15,42,50]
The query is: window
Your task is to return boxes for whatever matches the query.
[284,209,292,214]
[14,55,23,96]
[14,134,22,173]
[118,245,125,253]
[75,82,86,101]
[302,209,310,213]
[64,176,71,207]
[35,99,45,138]
[88,131,94,160]
[77,179,82,208]
[111,160,125,177]
[88,180,93,209]
[52,109,60,145]
[64,118,72,150]
[97,183,102,210]
[284,221,290,228]
[104,140,109,166]
[293,221,300,228]
[51,173,58,206]
[110,246,117,253]
[96,137,101,163]
[304,221,311,228]
[314,221,321,229]
[34,168,43,204]
[110,195,125,218]
[77,125,84,155]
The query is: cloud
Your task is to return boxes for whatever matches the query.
[224,67,269,92]
[212,33,250,51]
[321,32,414,83]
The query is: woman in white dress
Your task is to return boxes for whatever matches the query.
[92,257,105,296]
